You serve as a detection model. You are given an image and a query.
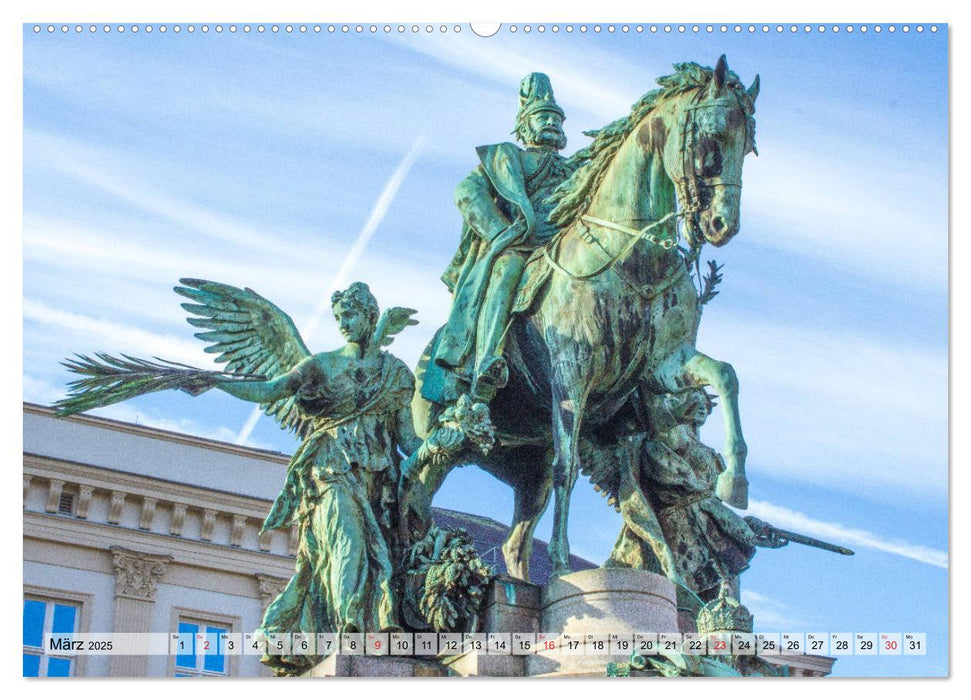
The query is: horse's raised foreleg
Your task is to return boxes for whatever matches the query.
[654,343,749,508]
[548,377,589,578]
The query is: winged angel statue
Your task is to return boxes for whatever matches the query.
[56,279,481,675]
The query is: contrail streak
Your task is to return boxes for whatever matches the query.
[234,138,425,445]
[743,499,948,569]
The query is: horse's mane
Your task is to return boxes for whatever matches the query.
[548,62,743,228]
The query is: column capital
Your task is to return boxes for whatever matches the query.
[109,546,173,601]
[255,573,289,612]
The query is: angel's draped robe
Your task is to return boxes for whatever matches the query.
[257,350,414,675]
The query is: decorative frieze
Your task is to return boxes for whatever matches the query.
[108,491,126,524]
[25,467,284,556]
[77,485,94,519]
[45,479,65,513]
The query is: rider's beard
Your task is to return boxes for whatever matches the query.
[526,125,567,151]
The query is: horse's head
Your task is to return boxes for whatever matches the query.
[645,56,759,248]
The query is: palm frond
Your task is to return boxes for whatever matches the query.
[54,352,264,416]
[699,260,724,306]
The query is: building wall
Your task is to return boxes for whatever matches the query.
[24,403,831,678]
[24,404,295,677]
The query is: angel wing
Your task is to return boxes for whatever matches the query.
[368,306,419,355]
[175,278,312,437]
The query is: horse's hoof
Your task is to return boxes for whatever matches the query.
[502,565,529,582]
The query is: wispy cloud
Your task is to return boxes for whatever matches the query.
[741,590,808,630]
[742,144,946,293]
[235,138,426,445]
[302,138,427,339]
[698,315,947,498]
[395,35,945,294]
[25,129,332,262]
[23,374,67,408]
[744,499,948,569]
[23,214,300,290]
[390,32,656,123]
[22,215,448,412]
[24,298,207,366]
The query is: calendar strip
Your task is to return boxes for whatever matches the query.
[42,632,927,656]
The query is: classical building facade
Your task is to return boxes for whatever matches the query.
[24,403,301,677]
[22,403,593,677]
[23,402,831,678]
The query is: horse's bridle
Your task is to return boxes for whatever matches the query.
[676,92,749,241]
[543,88,752,300]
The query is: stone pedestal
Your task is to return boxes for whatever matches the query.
[308,654,446,677]
[526,568,679,677]
[302,569,679,678]
[482,574,542,633]
[444,650,524,677]
[442,575,540,677]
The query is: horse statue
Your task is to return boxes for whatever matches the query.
[410,57,760,584]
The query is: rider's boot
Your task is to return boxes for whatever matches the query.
[471,355,509,404]
[471,251,525,404]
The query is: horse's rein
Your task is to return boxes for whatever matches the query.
[543,211,688,303]
[580,214,680,250]
[541,87,749,297]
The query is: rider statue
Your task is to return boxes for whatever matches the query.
[432,72,575,405]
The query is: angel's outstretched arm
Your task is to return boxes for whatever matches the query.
[216,364,303,405]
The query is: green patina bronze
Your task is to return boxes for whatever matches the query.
[56,280,492,676]
[415,57,760,583]
[55,58,857,678]
[433,72,575,404]
[599,390,757,605]
[606,650,789,678]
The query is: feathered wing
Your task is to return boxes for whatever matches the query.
[175,278,312,437]
[369,307,419,353]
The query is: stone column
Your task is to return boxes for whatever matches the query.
[526,568,678,677]
[108,547,172,677]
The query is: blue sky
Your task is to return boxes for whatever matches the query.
[22,23,948,677]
